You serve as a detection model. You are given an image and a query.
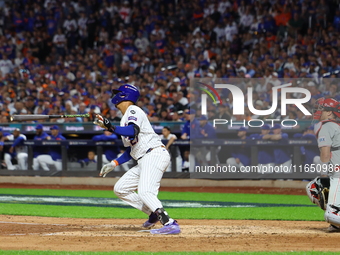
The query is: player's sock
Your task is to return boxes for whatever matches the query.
[155,208,174,225]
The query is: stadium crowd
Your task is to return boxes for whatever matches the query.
[0,0,339,124]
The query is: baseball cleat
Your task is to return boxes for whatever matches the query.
[326,224,340,233]
[142,212,159,228]
[150,220,181,235]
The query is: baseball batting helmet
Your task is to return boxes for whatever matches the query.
[313,97,340,121]
[111,84,140,106]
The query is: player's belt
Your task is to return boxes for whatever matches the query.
[138,145,166,160]
[331,147,340,151]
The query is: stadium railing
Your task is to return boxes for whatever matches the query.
[0,139,320,180]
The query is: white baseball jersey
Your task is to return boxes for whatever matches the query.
[314,121,340,225]
[6,134,27,153]
[315,120,340,169]
[120,105,163,160]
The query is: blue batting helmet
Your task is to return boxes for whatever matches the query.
[111,84,140,106]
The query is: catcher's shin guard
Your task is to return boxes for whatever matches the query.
[306,176,330,210]
[325,204,340,227]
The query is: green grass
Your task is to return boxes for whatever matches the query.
[0,188,323,221]
[0,203,323,221]
[0,188,331,254]
[0,188,311,204]
[0,251,339,255]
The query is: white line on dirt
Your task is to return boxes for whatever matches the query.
[0,221,67,226]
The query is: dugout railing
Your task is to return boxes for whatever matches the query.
[0,139,321,180]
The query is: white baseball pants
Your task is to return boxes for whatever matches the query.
[36,155,62,171]
[226,157,244,168]
[114,147,170,215]
[325,177,340,226]
[5,152,28,170]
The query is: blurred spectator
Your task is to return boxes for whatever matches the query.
[32,124,51,171]
[78,150,96,167]
[37,125,66,171]
[198,115,218,164]
[0,127,11,168]
[198,115,216,138]
[3,128,27,170]
[0,0,339,125]
[92,130,120,164]
[181,109,197,139]
[160,126,182,172]
[226,127,251,168]
[262,124,292,171]
[249,124,275,173]
[182,150,190,172]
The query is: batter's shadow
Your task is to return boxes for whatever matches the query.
[308,227,340,233]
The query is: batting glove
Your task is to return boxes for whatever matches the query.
[100,160,117,177]
[93,114,115,132]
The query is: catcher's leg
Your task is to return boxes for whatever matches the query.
[113,164,152,215]
[306,176,330,210]
[325,176,340,227]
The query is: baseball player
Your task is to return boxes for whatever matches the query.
[249,124,275,173]
[262,124,292,171]
[32,124,51,171]
[306,97,340,232]
[93,84,181,235]
[37,125,66,171]
[92,130,120,164]
[198,115,217,163]
[0,127,11,164]
[226,127,251,168]
[3,128,28,170]
[160,126,182,172]
[180,109,195,139]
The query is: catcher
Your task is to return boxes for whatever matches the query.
[306,97,340,232]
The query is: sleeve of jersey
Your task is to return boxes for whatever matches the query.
[12,136,25,147]
[114,125,136,137]
[125,108,143,126]
[317,126,333,147]
[281,133,288,140]
[115,147,132,165]
[92,135,103,141]
[181,123,189,135]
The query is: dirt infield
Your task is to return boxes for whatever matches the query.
[1,215,340,252]
[2,183,339,253]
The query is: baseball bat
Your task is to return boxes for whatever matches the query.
[10,113,90,122]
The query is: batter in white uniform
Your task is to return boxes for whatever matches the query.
[94,84,181,235]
